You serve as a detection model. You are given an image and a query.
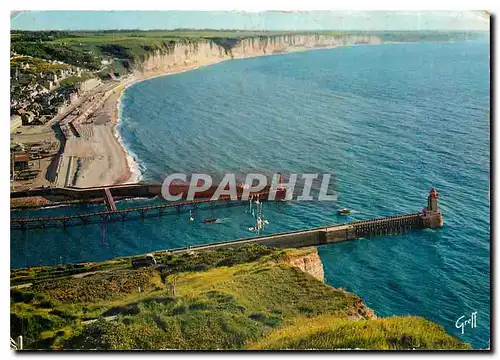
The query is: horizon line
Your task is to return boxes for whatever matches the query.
[10,28,490,32]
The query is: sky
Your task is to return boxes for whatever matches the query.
[10,10,490,31]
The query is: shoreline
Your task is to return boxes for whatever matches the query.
[80,41,389,188]
[109,45,349,186]
[111,63,219,185]
[114,88,140,184]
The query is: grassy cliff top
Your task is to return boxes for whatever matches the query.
[249,315,469,350]
[10,245,470,350]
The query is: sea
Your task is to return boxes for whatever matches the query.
[11,40,490,348]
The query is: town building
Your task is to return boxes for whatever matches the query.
[10,115,22,132]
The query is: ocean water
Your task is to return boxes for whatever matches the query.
[11,41,490,348]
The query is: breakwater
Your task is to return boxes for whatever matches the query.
[153,211,441,255]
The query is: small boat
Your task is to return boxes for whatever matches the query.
[203,218,218,224]
[337,208,351,215]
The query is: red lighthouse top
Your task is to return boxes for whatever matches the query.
[429,188,439,199]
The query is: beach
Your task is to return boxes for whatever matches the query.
[58,43,360,189]
[56,59,225,188]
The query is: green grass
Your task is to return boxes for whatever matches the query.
[173,261,362,320]
[61,257,364,350]
[31,268,160,304]
[10,246,470,350]
[248,315,471,350]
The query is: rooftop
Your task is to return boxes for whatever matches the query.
[13,152,29,163]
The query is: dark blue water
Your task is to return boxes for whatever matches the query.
[11,41,490,348]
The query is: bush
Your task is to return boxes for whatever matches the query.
[11,289,35,304]
[11,312,62,349]
[32,268,156,303]
[158,245,276,278]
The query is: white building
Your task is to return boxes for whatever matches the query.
[10,115,22,132]
[78,78,102,93]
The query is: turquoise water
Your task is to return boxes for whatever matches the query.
[11,41,490,348]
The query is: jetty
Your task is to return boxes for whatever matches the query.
[10,183,285,229]
[11,189,444,251]
[11,197,247,229]
[157,189,444,253]
[161,213,433,255]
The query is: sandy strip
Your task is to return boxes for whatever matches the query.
[67,60,225,188]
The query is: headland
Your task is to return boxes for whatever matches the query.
[10,245,469,350]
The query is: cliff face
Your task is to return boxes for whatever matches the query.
[230,34,381,58]
[136,40,227,73]
[284,248,325,282]
[348,298,377,320]
[284,248,376,320]
[135,34,382,74]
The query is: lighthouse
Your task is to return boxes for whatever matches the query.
[421,188,443,228]
[428,188,439,212]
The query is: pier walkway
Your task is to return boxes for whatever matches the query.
[10,183,285,229]
[103,187,116,211]
[154,212,434,255]
[11,196,246,230]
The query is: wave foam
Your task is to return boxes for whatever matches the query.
[115,93,145,183]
